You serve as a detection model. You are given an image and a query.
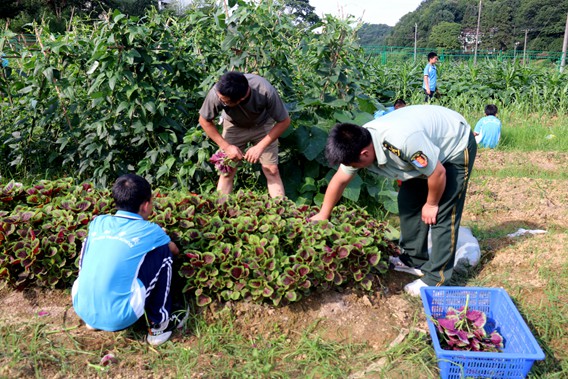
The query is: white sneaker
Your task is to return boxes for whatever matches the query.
[147,320,173,346]
[389,256,424,277]
[403,278,428,297]
[147,305,190,346]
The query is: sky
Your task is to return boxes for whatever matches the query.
[309,0,423,26]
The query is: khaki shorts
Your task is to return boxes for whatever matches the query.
[222,119,279,165]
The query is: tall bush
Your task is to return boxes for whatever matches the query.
[1,2,397,211]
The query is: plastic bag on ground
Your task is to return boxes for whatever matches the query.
[427,226,481,267]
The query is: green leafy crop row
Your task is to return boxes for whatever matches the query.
[0,179,396,306]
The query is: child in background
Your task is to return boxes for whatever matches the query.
[423,52,438,102]
[393,99,406,110]
[374,99,406,119]
[474,104,501,149]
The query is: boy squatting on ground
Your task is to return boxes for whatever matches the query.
[474,104,501,149]
[72,174,187,346]
[198,71,291,198]
[310,105,477,296]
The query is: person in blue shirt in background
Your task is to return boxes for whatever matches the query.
[423,52,438,102]
[474,104,502,149]
[72,174,188,346]
[374,99,406,119]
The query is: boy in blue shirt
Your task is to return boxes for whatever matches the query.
[373,99,406,119]
[72,174,186,346]
[423,52,438,102]
[474,104,502,148]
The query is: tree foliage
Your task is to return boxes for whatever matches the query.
[356,23,392,46]
[387,0,568,51]
[0,2,396,210]
[429,21,462,50]
[280,0,320,26]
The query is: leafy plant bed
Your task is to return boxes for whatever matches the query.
[421,287,545,379]
[0,179,396,307]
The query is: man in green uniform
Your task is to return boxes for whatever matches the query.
[310,105,476,296]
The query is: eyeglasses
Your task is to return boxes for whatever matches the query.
[215,88,249,107]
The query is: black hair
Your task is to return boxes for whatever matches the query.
[394,99,406,109]
[485,104,498,116]
[325,123,372,166]
[216,71,250,102]
[427,52,438,60]
[112,174,152,213]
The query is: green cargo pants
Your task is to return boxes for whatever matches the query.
[397,132,477,286]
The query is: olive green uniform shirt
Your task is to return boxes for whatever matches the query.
[340,105,471,180]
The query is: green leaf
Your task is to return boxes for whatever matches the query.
[299,177,316,193]
[294,125,327,161]
[333,111,354,124]
[144,101,156,114]
[108,76,118,90]
[353,112,374,126]
[343,175,363,202]
[196,293,212,307]
[379,190,399,214]
[285,290,298,302]
[357,96,378,114]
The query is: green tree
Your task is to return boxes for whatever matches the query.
[357,23,392,46]
[281,0,320,25]
[516,0,568,51]
[385,0,567,52]
[429,21,462,50]
[0,0,22,19]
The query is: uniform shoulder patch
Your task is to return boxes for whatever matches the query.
[383,141,401,157]
[410,151,429,168]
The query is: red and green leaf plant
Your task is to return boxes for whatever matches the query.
[0,180,396,307]
[209,150,238,177]
[431,295,504,352]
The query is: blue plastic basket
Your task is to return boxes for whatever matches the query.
[420,287,545,379]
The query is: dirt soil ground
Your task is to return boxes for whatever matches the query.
[1,150,567,377]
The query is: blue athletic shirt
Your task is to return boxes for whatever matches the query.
[474,115,501,148]
[423,63,437,91]
[72,211,170,331]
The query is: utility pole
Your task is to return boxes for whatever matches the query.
[473,0,482,65]
[414,23,418,63]
[561,13,568,73]
[522,29,529,64]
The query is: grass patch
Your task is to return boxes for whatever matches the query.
[498,113,568,152]
[473,163,568,180]
[460,110,568,152]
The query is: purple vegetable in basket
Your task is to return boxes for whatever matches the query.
[431,294,504,352]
